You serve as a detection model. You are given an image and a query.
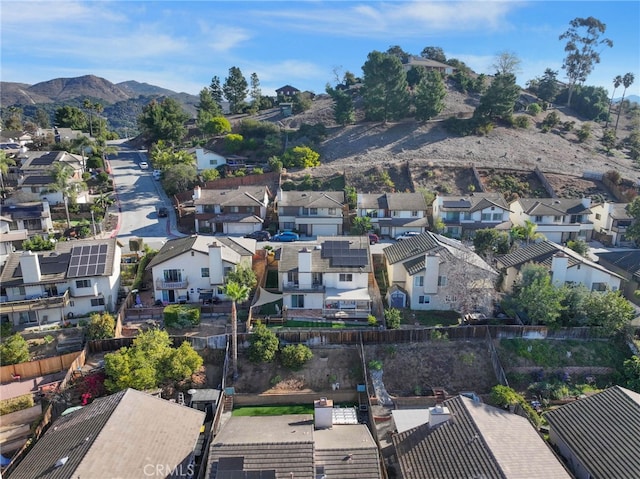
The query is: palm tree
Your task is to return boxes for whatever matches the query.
[605,75,622,128]
[615,73,635,134]
[0,151,16,195]
[223,280,251,379]
[48,162,74,228]
[511,220,545,245]
[83,99,94,137]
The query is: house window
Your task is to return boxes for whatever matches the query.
[534,216,543,223]
[445,295,457,302]
[310,208,318,215]
[201,268,210,278]
[339,273,353,282]
[411,211,418,217]
[18,286,26,296]
[570,215,582,223]
[76,279,91,288]
[302,207,309,216]
[291,294,304,308]
[283,222,295,230]
[223,267,233,277]
[481,213,491,221]
[329,208,336,215]
[414,276,424,287]
[312,273,323,286]
[554,216,562,222]
[287,271,299,285]
[591,282,607,292]
[91,297,105,307]
[163,270,182,282]
[365,210,378,218]
[492,213,502,221]
[418,295,430,304]
[209,159,216,165]
[438,276,448,287]
[595,213,601,220]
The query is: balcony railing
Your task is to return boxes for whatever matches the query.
[282,283,325,293]
[0,289,70,313]
[155,278,188,290]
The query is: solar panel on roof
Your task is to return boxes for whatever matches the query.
[68,243,109,278]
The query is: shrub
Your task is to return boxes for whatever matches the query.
[527,103,542,115]
[576,123,591,142]
[224,133,244,153]
[0,394,35,416]
[384,308,402,329]
[281,146,320,169]
[0,334,30,365]
[367,315,378,327]
[541,111,561,129]
[163,304,201,329]
[368,359,383,371]
[513,116,530,129]
[280,344,313,370]
[248,322,279,363]
[1,322,13,338]
[87,312,116,339]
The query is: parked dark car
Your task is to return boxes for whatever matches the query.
[157,206,169,217]
[272,231,299,242]
[368,233,379,245]
[245,230,271,241]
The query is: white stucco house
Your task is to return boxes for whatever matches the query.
[432,192,511,238]
[194,148,226,172]
[0,238,121,327]
[146,235,255,304]
[356,192,429,238]
[590,202,634,246]
[275,190,346,237]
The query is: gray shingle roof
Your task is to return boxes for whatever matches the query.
[278,190,345,208]
[596,250,640,279]
[146,235,253,270]
[383,232,441,265]
[517,197,591,215]
[385,192,427,211]
[278,236,372,274]
[439,193,509,212]
[9,388,205,479]
[393,396,571,479]
[544,386,640,479]
[194,186,268,207]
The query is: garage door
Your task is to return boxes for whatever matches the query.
[313,224,338,236]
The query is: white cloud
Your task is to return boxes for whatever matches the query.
[206,25,252,52]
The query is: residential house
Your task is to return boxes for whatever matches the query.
[193,147,226,172]
[357,192,428,238]
[275,84,300,98]
[545,386,640,479]
[0,215,27,267]
[206,402,382,479]
[0,201,53,266]
[495,240,623,293]
[402,56,456,75]
[392,395,571,479]
[276,190,345,236]
[0,130,33,146]
[8,388,206,479]
[432,192,511,238]
[595,250,640,305]
[192,185,269,236]
[510,197,593,243]
[146,234,255,304]
[383,232,497,313]
[0,238,121,328]
[17,150,86,204]
[590,202,634,246]
[278,236,372,319]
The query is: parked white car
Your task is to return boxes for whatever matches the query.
[139,161,149,170]
[395,231,421,241]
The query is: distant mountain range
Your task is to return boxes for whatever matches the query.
[614,94,640,104]
[0,75,199,135]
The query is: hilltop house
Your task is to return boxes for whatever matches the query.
[192,185,269,236]
[495,240,623,293]
[0,238,121,327]
[146,235,255,304]
[278,236,373,319]
[392,395,571,479]
[545,386,640,479]
[402,56,455,75]
[275,85,300,98]
[276,190,345,237]
[9,388,206,479]
[590,201,634,246]
[432,192,511,238]
[509,197,593,243]
[383,232,497,313]
[356,192,429,238]
[192,147,226,172]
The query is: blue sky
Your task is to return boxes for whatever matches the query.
[2,1,639,98]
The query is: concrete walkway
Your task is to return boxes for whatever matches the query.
[0,371,66,401]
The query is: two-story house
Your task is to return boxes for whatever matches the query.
[0,238,121,328]
[402,56,455,75]
[383,232,497,313]
[0,201,54,266]
[278,236,372,319]
[495,240,623,293]
[432,193,511,238]
[146,235,255,304]
[276,190,345,237]
[510,197,593,243]
[192,185,269,236]
[356,192,428,238]
[590,202,634,246]
[17,150,86,204]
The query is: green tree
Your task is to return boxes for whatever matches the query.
[55,105,87,130]
[386,45,410,64]
[415,70,446,121]
[615,73,635,134]
[164,341,204,381]
[48,162,76,228]
[280,344,313,370]
[224,133,244,153]
[22,235,54,251]
[491,50,522,76]
[623,355,640,392]
[87,312,116,339]
[281,146,320,169]
[326,85,355,125]
[201,168,220,182]
[202,116,231,136]
[566,239,589,256]
[0,333,30,365]
[351,216,372,235]
[510,220,545,244]
[209,76,224,104]
[490,384,521,407]
[626,197,640,244]
[196,87,223,128]
[420,46,446,63]
[35,108,50,128]
[406,66,427,88]
[605,75,623,128]
[138,98,189,146]
[149,140,194,170]
[162,163,197,196]
[0,151,16,193]
[584,290,635,333]
[292,92,313,114]
[384,308,402,329]
[537,69,559,103]
[249,72,262,109]
[224,280,252,378]
[560,16,613,107]
[559,284,590,326]
[510,263,564,326]
[362,51,410,122]
[474,73,520,123]
[223,66,248,114]
[248,322,279,364]
[473,228,511,258]
[226,265,257,288]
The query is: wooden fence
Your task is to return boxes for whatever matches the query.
[0,352,80,383]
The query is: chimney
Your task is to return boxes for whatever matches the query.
[428,403,451,428]
[581,197,591,209]
[208,241,224,285]
[298,247,313,288]
[193,185,202,200]
[20,250,41,283]
[423,252,439,294]
[314,397,333,429]
[551,251,569,286]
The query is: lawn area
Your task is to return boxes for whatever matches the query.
[497,338,631,369]
[232,405,314,416]
[265,270,279,289]
[401,310,460,327]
